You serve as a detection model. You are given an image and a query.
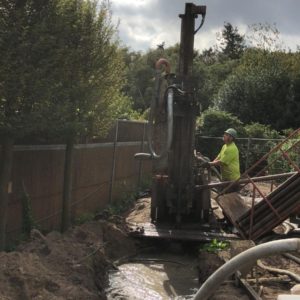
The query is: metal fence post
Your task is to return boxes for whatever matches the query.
[137,122,146,189]
[108,120,119,203]
[245,138,252,170]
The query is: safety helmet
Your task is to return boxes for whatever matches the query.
[224,128,237,139]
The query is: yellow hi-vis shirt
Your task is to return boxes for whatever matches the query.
[216,142,240,181]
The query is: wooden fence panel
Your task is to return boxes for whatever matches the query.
[8,149,65,236]
[1,120,153,240]
[71,146,113,218]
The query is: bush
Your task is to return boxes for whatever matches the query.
[196,110,287,174]
[245,123,281,139]
[242,123,281,174]
[197,109,246,137]
[268,132,300,175]
[196,109,246,161]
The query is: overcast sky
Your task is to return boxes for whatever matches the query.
[110,0,300,52]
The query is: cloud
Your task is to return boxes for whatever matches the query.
[110,0,300,52]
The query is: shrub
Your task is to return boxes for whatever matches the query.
[196,109,246,161]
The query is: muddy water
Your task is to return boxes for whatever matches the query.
[106,252,199,300]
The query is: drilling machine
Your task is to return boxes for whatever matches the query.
[135,3,212,227]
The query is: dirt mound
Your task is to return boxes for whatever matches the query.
[0,220,137,300]
[124,197,151,224]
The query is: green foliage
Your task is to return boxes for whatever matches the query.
[194,57,239,111]
[196,110,286,172]
[245,123,281,139]
[137,175,152,193]
[196,109,246,161]
[107,179,135,215]
[121,44,181,113]
[242,123,281,172]
[282,72,300,129]
[121,48,156,112]
[109,94,143,121]
[200,239,229,253]
[21,183,38,237]
[0,0,132,142]
[217,22,245,59]
[107,175,151,216]
[47,0,127,140]
[0,0,59,138]
[107,189,136,216]
[121,21,300,130]
[75,212,95,225]
[282,128,295,136]
[197,109,246,137]
[215,49,293,130]
[268,132,300,174]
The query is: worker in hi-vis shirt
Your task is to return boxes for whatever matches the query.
[208,128,240,192]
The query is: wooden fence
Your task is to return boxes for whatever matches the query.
[2,120,152,239]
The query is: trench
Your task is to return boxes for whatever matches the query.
[105,243,200,300]
[104,240,254,300]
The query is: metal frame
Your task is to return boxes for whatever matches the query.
[221,128,300,239]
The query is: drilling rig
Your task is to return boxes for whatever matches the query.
[135,3,211,226]
[134,3,300,242]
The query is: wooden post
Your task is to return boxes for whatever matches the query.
[109,120,119,203]
[61,136,74,232]
[0,136,14,250]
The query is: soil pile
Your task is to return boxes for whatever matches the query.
[0,219,137,300]
[125,197,151,224]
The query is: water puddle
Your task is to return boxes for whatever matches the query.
[106,253,199,300]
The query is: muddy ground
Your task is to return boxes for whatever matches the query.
[125,197,300,300]
[0,196,299,300]
[0,218,138,300]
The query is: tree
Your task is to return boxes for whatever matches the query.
[0,0,60,250]
[279,52,300,129]
[122,44,180,113]
[197,109,246,137]
[246,22,283,52]
[0,0,129,246]
[45,0,128,231]
[244,123,280,139]
[198,47,219,65]
[217,22,245,59]
[193,56,239,111]
[214,49,293,130]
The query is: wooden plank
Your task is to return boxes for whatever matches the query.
[217,193,249,223]
[235,271,262,300]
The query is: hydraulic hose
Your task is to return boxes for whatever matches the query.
[147,86,174,159]
[193,238,300,300]
[257,259,300,283]
[194,151,222,181]
[283,253,300,265]
[135,59,176,160]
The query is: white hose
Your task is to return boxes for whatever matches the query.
[193,238,300,300]
[147,86,173,159]
[257,259,300,282]
[135,85,174,160]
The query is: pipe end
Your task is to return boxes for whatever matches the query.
[134,153,153,160]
